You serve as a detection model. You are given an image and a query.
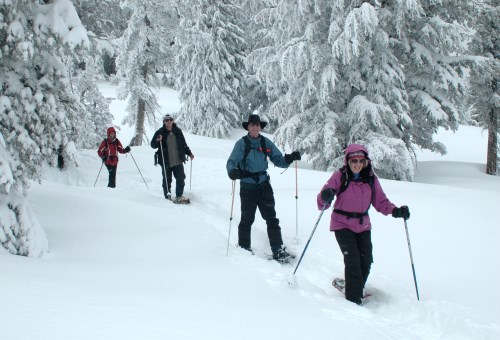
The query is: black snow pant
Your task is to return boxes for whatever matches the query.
[334,229,373,304]
[160,164,186,197]
[238,181,283,250]
[106,164,117,188]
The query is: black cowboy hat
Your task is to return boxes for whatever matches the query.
[242,114,268,130]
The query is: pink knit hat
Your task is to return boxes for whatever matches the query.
[347,151,366,159]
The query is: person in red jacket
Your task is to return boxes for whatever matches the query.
[97,127,130,188]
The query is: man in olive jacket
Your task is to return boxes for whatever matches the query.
[151,114,194,203]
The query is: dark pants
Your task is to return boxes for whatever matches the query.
[106,165,117,188]
[238,181,283,250]
[334,229,373,304]
[160,164,185,197]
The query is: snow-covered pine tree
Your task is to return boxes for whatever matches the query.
[249,0,471,180]
[331,2,414,179]
[72,0,131,78]
[0,0,88,256]
[249,1,391,173]
[72,0,129,39]
[175,0,246,138]
[72,55,114,149]
[467,0,499,175]
[117,1,178,146]
[394,0,471,157]
[240,0,277,129]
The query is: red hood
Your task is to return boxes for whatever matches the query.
[107,127,116,138]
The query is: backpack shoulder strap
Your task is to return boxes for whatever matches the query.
[337,171,350,195]
[337,172,374,196]
[242,136,251,165]
[241,135,270,167]
[260,136,270,158]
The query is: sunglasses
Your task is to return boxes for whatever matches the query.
[164,119,173,122]
[349,158,367,165]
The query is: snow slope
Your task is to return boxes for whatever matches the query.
[0,84,499,340]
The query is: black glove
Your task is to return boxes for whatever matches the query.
[229,169,241,180]
[124,146,131,153]
[392,205,410,220]
[321,188,335,203]
[284,150,301,164]
[102,156,108,162]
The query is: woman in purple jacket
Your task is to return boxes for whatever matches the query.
[317,144,410,305]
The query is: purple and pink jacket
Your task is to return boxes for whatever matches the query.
[316,144,396,234]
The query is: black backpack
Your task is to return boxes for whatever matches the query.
[337,168,374,196]
[333,169,375,224]
[240,135,270,167]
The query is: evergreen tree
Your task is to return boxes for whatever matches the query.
[117,1,178,146]
[468,0,499,175]
[240,0,275,128]
[176,0,246,138]
[394,0,471,156]
[73,55,114,149]
[0,0,88,256]
[72,0,131,77]
[73,0,129,38]
[249,0,471,180]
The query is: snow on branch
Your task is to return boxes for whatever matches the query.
[362,132,415,181]
[32,0,89,49]
[0,133,15,195]
[331,3,378,64]
[319,65,337,105]
[420,15,472,52]
[280,39,311,82]
[409,90,449,123]
[345,95,394,141]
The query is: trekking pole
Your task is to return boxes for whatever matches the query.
[294,160,299,243]
[159,140,171,199]
[226,180,236,256]
[292,202,327,276]
[93,162,104,187]
[404,218,420,301]
[129,151,149,190]
[189,158,192,190]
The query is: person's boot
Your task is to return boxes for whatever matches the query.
[272,247,292,263]
[173,196,190,204]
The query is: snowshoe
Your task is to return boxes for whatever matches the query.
[172,196,190,204]
[332,277,371,298]
[270,247,295,264]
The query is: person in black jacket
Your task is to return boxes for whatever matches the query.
[151,114,194,203]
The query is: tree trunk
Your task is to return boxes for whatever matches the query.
[129,14,151,146]
[130,98,146,146]
[57,144,65,170]
[486,107,498,175]
[130,63,148,146]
